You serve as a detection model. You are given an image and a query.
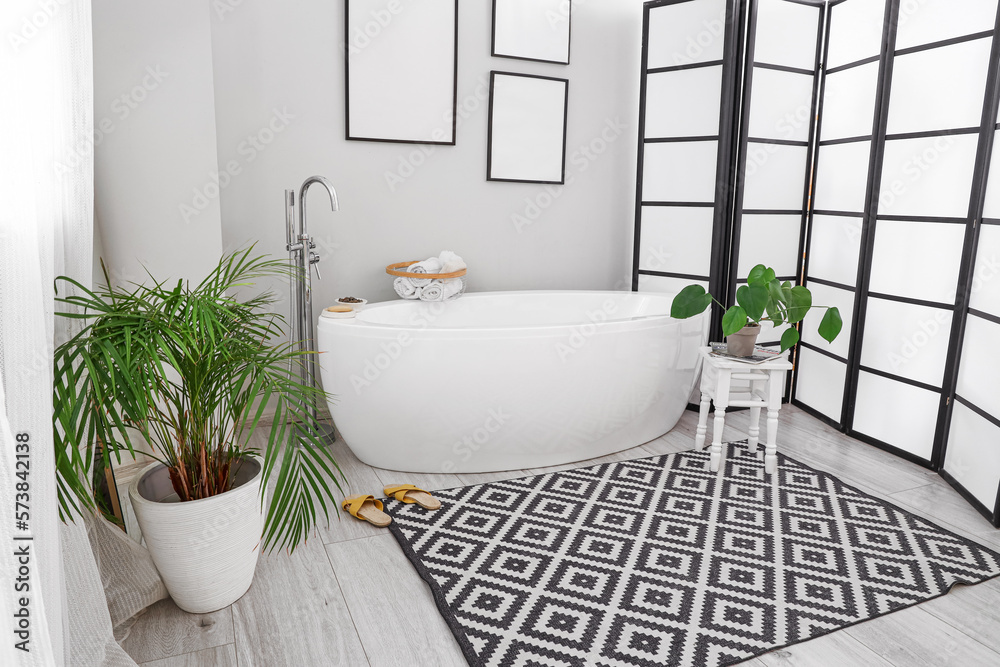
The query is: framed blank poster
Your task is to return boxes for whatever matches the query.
[487,71,568,184]
[492,0,571,65]
[345,0,458,144]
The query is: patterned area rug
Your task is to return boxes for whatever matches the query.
[385,442,1000,667]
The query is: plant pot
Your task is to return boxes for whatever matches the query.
[128,455,265,613]
[726,323,761,357]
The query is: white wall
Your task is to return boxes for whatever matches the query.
[207,0,642,308]
[92,0,223,284]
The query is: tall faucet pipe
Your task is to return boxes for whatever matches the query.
[294,176,339,425]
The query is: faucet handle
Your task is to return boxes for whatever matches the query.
[310,252,322,280]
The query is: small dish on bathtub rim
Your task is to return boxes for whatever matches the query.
[336,297,367,311]
[322,305,356,319]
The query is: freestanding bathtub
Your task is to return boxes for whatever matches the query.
[317,291,707,473]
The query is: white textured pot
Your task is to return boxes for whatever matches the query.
[129,456,265,613]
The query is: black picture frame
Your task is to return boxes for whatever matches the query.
[345,0,459,145]
[491,0,572,66]
[486,71,569,184]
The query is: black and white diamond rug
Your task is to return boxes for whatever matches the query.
[384,441,1000,666]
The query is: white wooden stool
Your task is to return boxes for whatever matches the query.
[694,346,793,475]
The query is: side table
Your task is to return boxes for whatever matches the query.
[694,346,794,475]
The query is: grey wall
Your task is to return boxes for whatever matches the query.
[93,0,643,307]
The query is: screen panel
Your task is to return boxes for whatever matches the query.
[943,401,1000,512]
[737,214,801,278]
[646,0,728,68]
[795,0,886,425]
[806,214,862,286]
[859,298,953,387]
[955,315,1000,418]
[812,142,872,212]
[885,38,992,135]
[937,1,1000,521]
[819,63,880,141]
[868,220,965,304]
[853,371,939,461]
[848,6,999,466]
[894,0,999,51]
[825,0,886,69]
[729,0,823,352]
[969,224,1000,317]
[642,141,720,202]
[633,0,743,346]
[637,207,715,276]
[644,68,725,138]
[795,348,848,422]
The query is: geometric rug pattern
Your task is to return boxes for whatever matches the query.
[386,441,1000,667]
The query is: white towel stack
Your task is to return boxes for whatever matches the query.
[394,251,466,301]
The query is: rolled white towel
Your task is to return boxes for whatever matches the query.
[438,250,466,274]
[419,278,463,302]
[441,277,464,300]
[393,276,421,300]
[407,257,443,286]
[419,281,445,302]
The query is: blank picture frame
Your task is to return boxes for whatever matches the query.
[345,0,458,144]
[492,0,571,65]
[487,71,569,184]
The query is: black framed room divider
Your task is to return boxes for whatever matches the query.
[633,0,1000,526]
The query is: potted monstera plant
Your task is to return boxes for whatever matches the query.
[670,264,843,355]
[53,248,344,613]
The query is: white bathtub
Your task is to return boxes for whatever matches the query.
[317,291,707,473]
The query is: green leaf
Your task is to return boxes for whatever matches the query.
[765,299,785,326]
[784,285,812,324]
[737,284,769,322]
[818,307,843,343]
[780,327,800,352]
[671,285,713,319]
[747,264,767,286]
[768,280,787,307]
[722,305,748,337]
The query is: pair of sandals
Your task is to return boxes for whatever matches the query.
[341,484,441,527]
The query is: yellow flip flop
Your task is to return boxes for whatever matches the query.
[341,494,392,527]
[384,484,442,510]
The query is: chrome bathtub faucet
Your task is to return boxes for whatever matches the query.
[285,175,339,445]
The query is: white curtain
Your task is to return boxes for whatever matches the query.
[1,2,159,665]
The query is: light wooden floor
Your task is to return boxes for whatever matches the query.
[121,405,1000,667]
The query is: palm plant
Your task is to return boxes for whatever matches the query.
[53,247,344,552]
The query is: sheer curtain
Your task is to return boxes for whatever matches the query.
[1,1,159,664]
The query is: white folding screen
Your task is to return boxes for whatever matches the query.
[849,0,1000,469]
[730,0,824,349]
[795,0,888,425]
[633,0,742,338]
[943,38,1000,522]
[633,0,1000,524]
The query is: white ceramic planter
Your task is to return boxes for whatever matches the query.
[129,456,265,613]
